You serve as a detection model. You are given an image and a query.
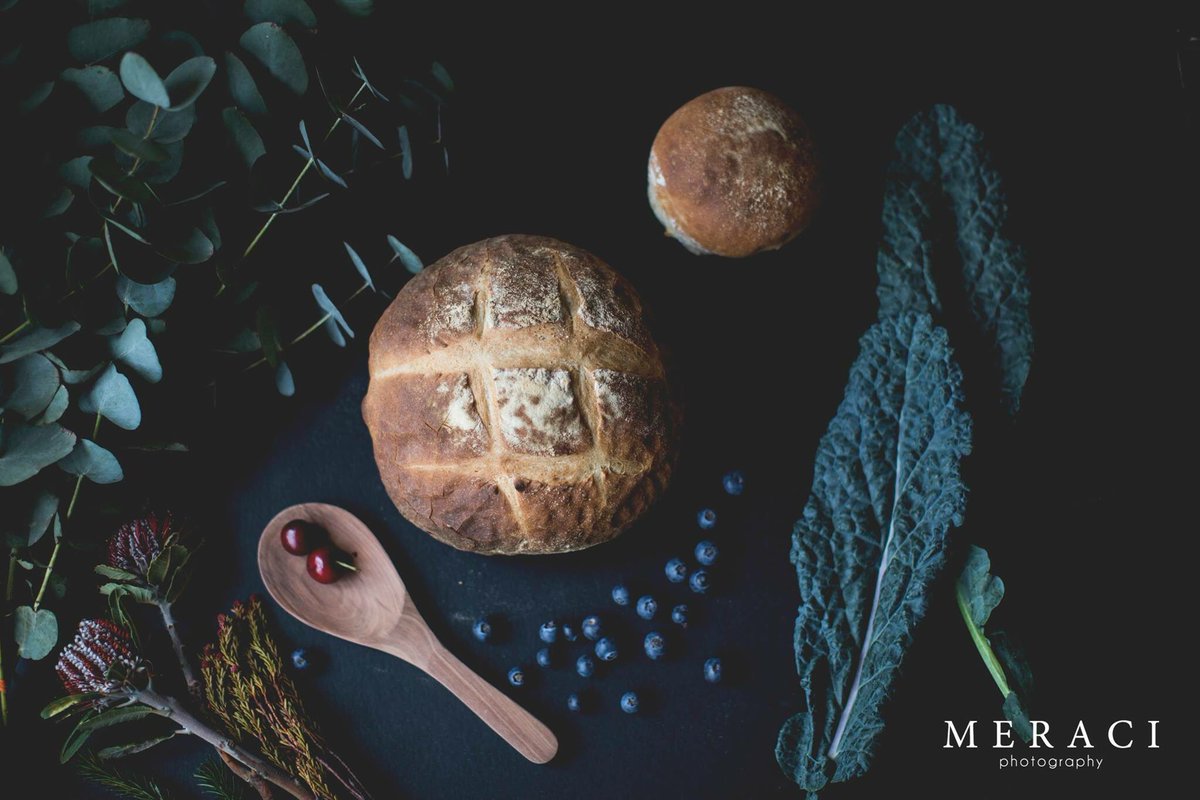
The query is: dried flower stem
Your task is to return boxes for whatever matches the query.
[136,687,315,800]
[158,599,201,701]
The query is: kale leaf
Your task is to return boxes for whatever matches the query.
[776,312,972,794]
[876,105,1033,413]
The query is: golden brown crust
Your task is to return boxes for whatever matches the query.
[649,86,820,257]
[362,235,676,555]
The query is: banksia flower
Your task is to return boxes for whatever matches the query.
[107,512,177,578]
[56,619,142,695]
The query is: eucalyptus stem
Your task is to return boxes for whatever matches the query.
[0,319,30,344]
[241,281,370,374]
[109,105,160,216]
[137,688,316,800]
[33,412,101,612]
[217,80,370,296]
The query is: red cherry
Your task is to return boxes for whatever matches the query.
[281,520,326,556]
[306,547,341,583]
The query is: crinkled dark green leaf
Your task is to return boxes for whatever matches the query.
[58,438,123,482]
[118,52,169,107]
[397,125,412,179]
[0,248,16,294]
[386,235,422,273]
[776,313,971,794]
[116,275,175,317]
[27,490,58,546]
[240,22,307,95]
[61,65,124,112]
[876,105,1033,414]
[79,363,141,430]
[67,17,149,63]
[2,353,60,419]
[14,605,58,659]
[959,544,1005,627]
[0,423,77,485]
[222,106,265,168]
[126,101,195,143]
[312,283,353,339]
[246,0,317,27]
[0,322,81,364]
[109,128,168,162]
[274,361,294,396]
[224,51,267,115]
[163,55,216,110]
[107,318,161,383]
[343,241,373,290]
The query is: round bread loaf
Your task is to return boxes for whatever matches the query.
[362,235,676,555]
[648,86,820,257]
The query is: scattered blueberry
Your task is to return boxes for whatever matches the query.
[561,623,578,642]
[595,637,619,662]
[722,470,746,496]
[671,604,688,627]
[536,647,553,668]
[703,657,722,684]
[636,595,658,620]
[694,540,718,566]
[582,615,603,641]
[507,666,525,687]
[620,691,639,714]
[566,693,582,712]
[291,648,311,670]
[576,654,596,678]
[538,620,559,644]
[611,584,631,606]
[643,632,666,660]
[664,558,688,583]
[697,508,717,530]
[472,618,492,642]
[689,569,711,594]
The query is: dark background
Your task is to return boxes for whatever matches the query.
[4,6,1195,799]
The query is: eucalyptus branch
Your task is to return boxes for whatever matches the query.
[110,105,160,216]
[241,280,370,374]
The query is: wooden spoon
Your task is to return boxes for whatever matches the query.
[257,502,558,764]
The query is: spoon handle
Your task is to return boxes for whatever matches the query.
[419,643,559,764]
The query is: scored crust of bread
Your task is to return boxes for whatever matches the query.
[363,235,676,555]
[649,86,820,258]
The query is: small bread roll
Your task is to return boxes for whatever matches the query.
[363,235,677,555]
[648,87,820,257]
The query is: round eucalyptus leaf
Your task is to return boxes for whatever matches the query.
[126,101,195,143]
[160,29,204,57]
[137,140,183,184]
[1,354,61,420]
[0,248,16,294]
[397,125,412,179]
[14,606,58,660]
[430,61,454,93]
[312,283,353,338]
[224,51,266,115]
[109,128,169,162]
[58,438,124,484]
[333,0,373,17]
[155,226,212,264]
[61,66,124,112]
[19,80,54,114]
[163,56,216,110]
[27,491,59,546]
[41,187,75,219]
[119,51,169,107]
[116,275,175,317]
[107,318,161,383]
[239,22,308,95]
[0,322,81,365]
[246,0,317,27]
[40,384,69,425]
[323,316,346,347]
[84,0,131,13]
[78,363,141,430]
[387,235,423,274]
[274,360,295,396]
[0,423,77,486]
[67,17,149,63]
[59,156,94,189]
[222,106,265,168]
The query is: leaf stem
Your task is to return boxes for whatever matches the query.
[241,281,370,373]
[137,688,316,800]
[109,105,160,216]
[219,80,370,295]
[0,319,30,345]
[956,584,1011,698]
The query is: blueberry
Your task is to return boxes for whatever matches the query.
[689,569,711,594]
[636,595,657,620]
[291,648,311,670]
[576,654,596,678]
[582,615,603,641]
[697,508,717,530]
[664,558,688,583]
[561,623,578,642]
[538,620,559,644]
[566,693,582,712]
[694,540,718,566]
[594,637,619,662]
[536,647,553,668]
[472,618,493,642]
[643,632,666,660]
[611,584,631,606]
[620,691,639,714]
[671,604,688,627]
[507,666,525,687]
[722,470,746,496]
[703,657,722,684]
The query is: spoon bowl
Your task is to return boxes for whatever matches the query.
[258,502,558,764]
